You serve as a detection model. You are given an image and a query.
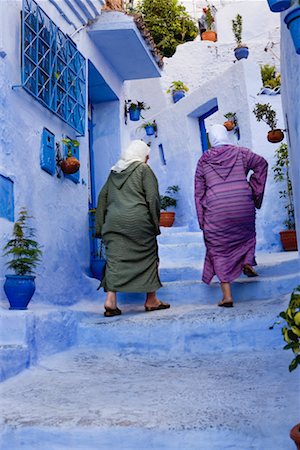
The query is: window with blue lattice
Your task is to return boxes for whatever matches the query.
[21,0,86,135]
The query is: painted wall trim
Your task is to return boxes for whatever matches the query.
[188,97,218,119]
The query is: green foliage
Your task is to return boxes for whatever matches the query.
[232,13,243,47]
[129,101,150,112]
[204,5,215,31]
[3,209,42,276]
[260,64,281,89]
[136,0,198,57]
[270,286,300,372]
[224,112,235,119]
[140,121,157,130]
[252,103,277,130]
[160,185,180,211]
[62,138,79,157]
[272,143,295,230]
[167,80,189,94]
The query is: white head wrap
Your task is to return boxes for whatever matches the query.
[111,140,150,173]
[208,124,232,148]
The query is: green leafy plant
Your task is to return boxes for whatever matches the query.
[160,185,180,211]
[136,0,198,57]
[167,80,189,94]
[224,112,235,120]
[270,286,300,372]
[272,143,295,230]
[260,64,281,89]
[61,138,79,157]
[252,103,278,130]
[3,209,42,276]
[139,120,157,130]
[128,101,150,120]
[204,5,215,31]
[232,13,244,47]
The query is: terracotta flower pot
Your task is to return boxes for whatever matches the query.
[267,129,284,143]
[290,423,300,450]
[280,230,298,251]
[201,31,217,42]
[223,121,235,131]
[60,157,80,174]
[160,212,175,227]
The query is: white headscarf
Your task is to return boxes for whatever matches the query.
[111,140,150,173]
[208,124,232,148]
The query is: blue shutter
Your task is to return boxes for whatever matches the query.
[0,175,14,222]
[40,128,55,175]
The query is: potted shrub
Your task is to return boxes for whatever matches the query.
[128,101,150,121]
[232,14,249,60]
[201,5,217,42]
[139,120,158,137]
[267,0,291,12]
[273,143,297,251]
[259,64,281,95]
[167,81,189,103]
[252,103,284,143]
[160,185,180,227]
[223,112,236,131]
[60,138,80,174]
[270,285,300,449]
[284,4,300,55]
[2,208,42,310]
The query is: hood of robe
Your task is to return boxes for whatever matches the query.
[110,161,143,189]
[204,145,239,181]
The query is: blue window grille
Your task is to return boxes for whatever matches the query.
[40,128,55,175]
[21,0,86,135]
[0,175,14,222]
[63,138,80,184]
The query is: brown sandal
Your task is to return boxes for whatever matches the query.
[104,306,122,317]
[243,265,258,277]
[145,301,170,312]
[218,300,234,308]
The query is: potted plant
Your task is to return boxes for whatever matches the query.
[273,143,297,251]
[267,0,291,13]
[60,138,80,174]
[127,101,150,121]
[167,81,189,103]
[223,112,236,131]
[259,64,281,95]
[2,208,42,310]
[160,185,180,227]
[139,120,158,136]
[232,14,249,60]
[270,285,300,449]
[201,5,217,42]
[284,4,300,55]
[252,103,284,143]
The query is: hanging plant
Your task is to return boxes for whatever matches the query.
[125,100,150,122]
[139,120,158,137]
[167,80,189,103]
[60,138,80,174]
[252,103,284,143]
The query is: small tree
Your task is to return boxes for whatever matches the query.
[253,103,278,130]
[232,14,243,47]
[136,0,198,57]
[3,209,42,276]
[273,143,295,230]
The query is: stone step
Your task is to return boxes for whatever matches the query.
[158,242,205,261]
[158,231,203,245]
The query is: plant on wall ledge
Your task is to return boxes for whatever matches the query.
[201,5,217,42]
[232,13,249,60]
[125,100,150,123]
[252,103,284,143]
[139,120,158,137]
[160,185,180,227]
[167,80,189,103]
[272,143,297,250]
[259,64,281,95]
[223,112,240,139]
[60,138,80,175]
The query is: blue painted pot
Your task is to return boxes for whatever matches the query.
[284,7,300,55]
[4,275,36,310]
[267,0,291,12]
[172,90,185,103]
[129,107,141,121]
[145,125,155,136]
[90,259,106,281]
[234,46,249,60]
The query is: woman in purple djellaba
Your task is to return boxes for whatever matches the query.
[194,124,268,307]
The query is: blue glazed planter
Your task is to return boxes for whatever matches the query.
[90,259,106,281]
[285,7,300,55]
[234,46,249,60]
[129,107,141,121]
[145,125,155,136]
[172,90,185,103]
[267,0,291,12]
[4,275,36,310]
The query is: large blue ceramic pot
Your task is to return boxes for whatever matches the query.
[4,275,36,310]
[234,46,249,60]
[285,7,300,55]
[267,0,291,12]
[129,107,141,121]
[172,90,185,103]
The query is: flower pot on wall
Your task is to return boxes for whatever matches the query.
[223,121,235,131]
[60,156,80,174]
[172,90,185,103]
[284,7,300,55]
[145,125,155,136]
[234,46,249,60]
[4,275,36,310]
[290,423,300,450]
[129,107,141,121]
[267,0,291,12]
[160,212,175,227]
[267,129,284,143]
[201,31,217,42]
[280,230,298,251]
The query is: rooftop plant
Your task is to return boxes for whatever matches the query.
[232,13,244,47]
[167,81,189,94]
[252,103,278,130]
[260,64,281,89]
[160,185,180,211]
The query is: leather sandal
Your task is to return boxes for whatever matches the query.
[243,265,258,277]
[104,306,122,317]
[218,300,234,308]
[145,301,170,312]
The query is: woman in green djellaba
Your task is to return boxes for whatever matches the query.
[95,140,170,317]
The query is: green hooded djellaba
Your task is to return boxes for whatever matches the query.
[95,161,162,293]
